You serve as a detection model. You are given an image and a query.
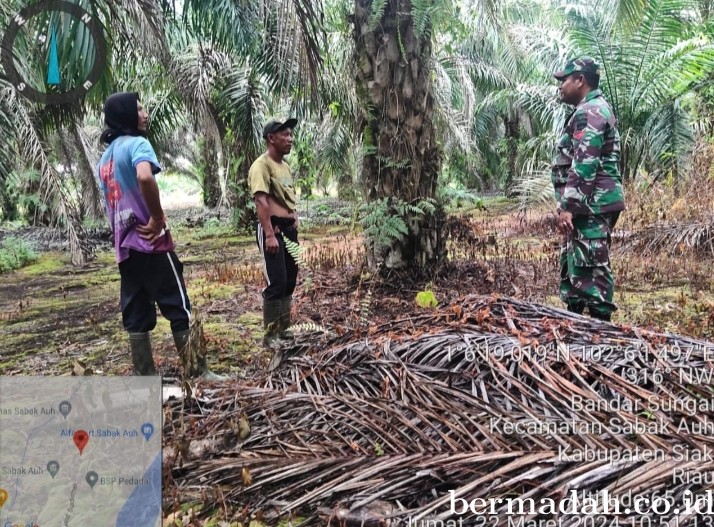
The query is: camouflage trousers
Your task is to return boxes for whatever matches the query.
[559,212,620,316]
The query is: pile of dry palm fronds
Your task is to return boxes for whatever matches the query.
[165,295,714,526]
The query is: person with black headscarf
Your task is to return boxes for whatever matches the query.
[96,92,226,380]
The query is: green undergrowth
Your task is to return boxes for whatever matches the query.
[203,316,262,361]
[190,218,239,240]
[617,287,714,339]
[188,277,239,302]
[3,201,714,377]
[0,236,38,273]
[20,252,66,275]
[544,283,714,339]
[473,195,513,214]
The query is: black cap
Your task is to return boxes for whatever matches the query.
[262,117,298,138]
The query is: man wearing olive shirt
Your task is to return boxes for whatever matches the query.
[248,118,300,351]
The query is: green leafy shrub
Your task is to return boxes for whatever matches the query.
[0,237,38,273]
[438,186,485,210]
[415,290,438,308]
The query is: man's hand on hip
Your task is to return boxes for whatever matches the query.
[137,215,166,245]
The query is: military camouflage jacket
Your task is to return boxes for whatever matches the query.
[552,89,625,216]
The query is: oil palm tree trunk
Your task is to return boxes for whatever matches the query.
[354,0,445,270]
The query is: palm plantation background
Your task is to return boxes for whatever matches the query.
[6,2,714,524]
[3,0,714,268]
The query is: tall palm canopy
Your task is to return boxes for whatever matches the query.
[1,0,712,268]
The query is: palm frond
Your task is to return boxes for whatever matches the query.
[644,98,695,179]
[5,88,89,264]
[98,0,171,60]
[69,121,104,220]
[513,164,555,211]
[166,294,714,525]
[623,218,714,256]
[634,37,714,112]
[219,63,269,152]
[182,0,259,55]
[599,0,648,30]
[142,89,189,145]
[433,59,476,157]
[168,43,230,168]
[506,23,571,75]
[312,113,354,179]
[0,81,17,182]
[559,0,711,179]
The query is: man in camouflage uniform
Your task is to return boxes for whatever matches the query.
[551,57,625,322]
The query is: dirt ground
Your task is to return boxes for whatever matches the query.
[4,200,714,527]
[2,200,714,378]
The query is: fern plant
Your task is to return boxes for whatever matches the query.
[360,198,408,250]
[368,0,389,30]
[359,197,437,255]
[438,185,484,210]
[289,321,332,334]
[283,237,313,294]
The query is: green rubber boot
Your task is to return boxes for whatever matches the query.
[263,299,283,347]
[173,329,229,381]
[129,332,158,376]
[279,296,293,339]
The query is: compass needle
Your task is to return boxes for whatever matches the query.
[47,23,60,86]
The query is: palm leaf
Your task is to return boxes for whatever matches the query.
[0,81,17,182]
[183,0,325,102]
[5,88,89,264]
[562,0,714,179]
[644,98,695,179]
[218,62,269,152]
[513,164,555,211]
[600,0,648,30]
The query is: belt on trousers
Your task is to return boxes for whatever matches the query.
[270,215,296,229]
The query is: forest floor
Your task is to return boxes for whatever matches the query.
[2,197,714,525]
[2,197,714,378]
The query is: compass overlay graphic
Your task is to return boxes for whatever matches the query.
[1,0,107,105]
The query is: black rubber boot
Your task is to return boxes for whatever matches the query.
[173,329,229,381]
[590,311,612,322]
[566,301,585,314]
[129,332,158,376]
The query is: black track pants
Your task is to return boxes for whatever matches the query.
[118,250,192,332]
[256,217,299,301]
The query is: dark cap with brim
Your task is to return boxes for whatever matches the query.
[553,57,600,80]
[262,117,298,138]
